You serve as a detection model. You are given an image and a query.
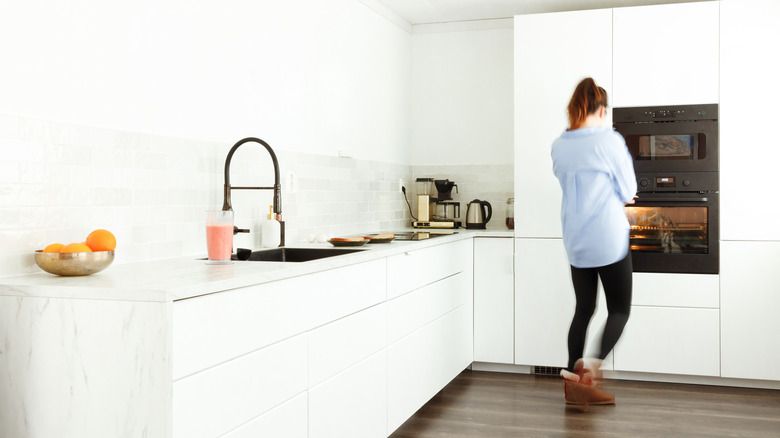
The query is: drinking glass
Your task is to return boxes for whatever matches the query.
[206,210,233,264]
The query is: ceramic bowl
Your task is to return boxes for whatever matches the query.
[34,250,115,276]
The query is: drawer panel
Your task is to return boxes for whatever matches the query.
[308,303,387,387]
[309,350,388,438]
[222,393,307,438]
[173,259,386,379]
[387,272,469,344]
[633,273,719,308]
[387,239,472,299]
[173,334,307,438]
[613,306,719,376]
[387,304,472,434]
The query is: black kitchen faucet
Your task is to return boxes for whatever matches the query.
[222,137,284,246]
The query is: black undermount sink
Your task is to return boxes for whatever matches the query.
[233,247,365,262]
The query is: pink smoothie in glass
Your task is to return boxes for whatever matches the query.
[206,223,233,261]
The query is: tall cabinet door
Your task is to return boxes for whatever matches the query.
[473,237,514,364]
[514,9,613,239]
[721,241,780,381]
[720,0,780,241]
[612,1,719,107]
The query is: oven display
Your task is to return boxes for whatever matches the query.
[656,176,675,188]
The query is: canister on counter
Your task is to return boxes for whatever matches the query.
[506,198,514,230]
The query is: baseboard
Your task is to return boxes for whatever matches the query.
[471,362,532,374]
[470,362,780,390]
[603,370,780,390]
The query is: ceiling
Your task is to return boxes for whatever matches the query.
[372,0,708,24]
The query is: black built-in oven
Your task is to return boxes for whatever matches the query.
[614,104,719,274]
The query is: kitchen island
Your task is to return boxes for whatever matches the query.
[0,231,504,438]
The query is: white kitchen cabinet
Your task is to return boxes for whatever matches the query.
[613,306,720,376]
[473,237,514,364]
[610,273,719,376]
[308,303,388,438]
[387,305,472,433]
[386,240,473,435]
[514,8,613,238]
[514,238,609,369]
[612,2,720,107]
[308,303,387,388]
[172,258,387,437]
[721,241,780,381]
[720,0,780,241]
[309,351,388,438]
[0,237,476,438]
[173,334,308,438]
[223,394,308,438]
[173,258,386,380]
[387,238,472,299]
[632,273,719,308]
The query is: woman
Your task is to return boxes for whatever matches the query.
[551,78,637,408]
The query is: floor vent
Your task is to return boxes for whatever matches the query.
[532,365,563,376]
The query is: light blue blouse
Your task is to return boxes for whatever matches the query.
[551,126,637,268]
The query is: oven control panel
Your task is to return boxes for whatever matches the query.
[636,172,718,192]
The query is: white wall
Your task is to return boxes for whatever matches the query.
[0,0,414,277]
[410,20,514,166]
[0,0,411,164]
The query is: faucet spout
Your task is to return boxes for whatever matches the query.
[222,137,284,246]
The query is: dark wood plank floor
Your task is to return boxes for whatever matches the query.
[390,370,780,438]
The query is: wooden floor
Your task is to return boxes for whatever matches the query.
[390,370,780,438]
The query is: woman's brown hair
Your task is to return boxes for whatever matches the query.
[567,77,608,130]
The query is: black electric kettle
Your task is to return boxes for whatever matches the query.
[465,199,492,229]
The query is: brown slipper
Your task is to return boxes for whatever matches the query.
[563,377,615,408]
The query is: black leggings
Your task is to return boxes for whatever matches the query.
[567,251,632,372]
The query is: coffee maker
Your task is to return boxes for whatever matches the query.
[412,178,460,229]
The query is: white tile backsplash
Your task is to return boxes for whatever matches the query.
[0,116,513,278]
[411,164,514,230]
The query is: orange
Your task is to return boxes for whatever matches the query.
[85,229,116,252]
[61,243,93,253]
[43,243,65,253]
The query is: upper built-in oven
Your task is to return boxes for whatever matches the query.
[613,104,718,183]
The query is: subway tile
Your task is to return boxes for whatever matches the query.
[0,116,516,277]
[0,208,21,229]
[0,115,20,139]
[0,161,20,183]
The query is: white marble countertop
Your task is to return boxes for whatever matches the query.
[0,229,513,303]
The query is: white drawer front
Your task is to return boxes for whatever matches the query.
[173,258,386,379]
[173,334,307,438]
[309,350,388,438]
[222,393,307,438]
[387,239,472,299]
[613,306,720,376]
[387,272,469,344]
[387,304,472,434]
[633,273,719,308]
[308,303,387,387]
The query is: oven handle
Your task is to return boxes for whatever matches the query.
[635,194,709,203]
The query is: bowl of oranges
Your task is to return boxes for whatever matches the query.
[35,229,117,276]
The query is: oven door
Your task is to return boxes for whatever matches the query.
[614,119,718,174]
[625,192,719,274]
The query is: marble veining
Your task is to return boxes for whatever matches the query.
[0,295,170,437]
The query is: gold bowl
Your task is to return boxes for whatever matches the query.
[34,250,115,276]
